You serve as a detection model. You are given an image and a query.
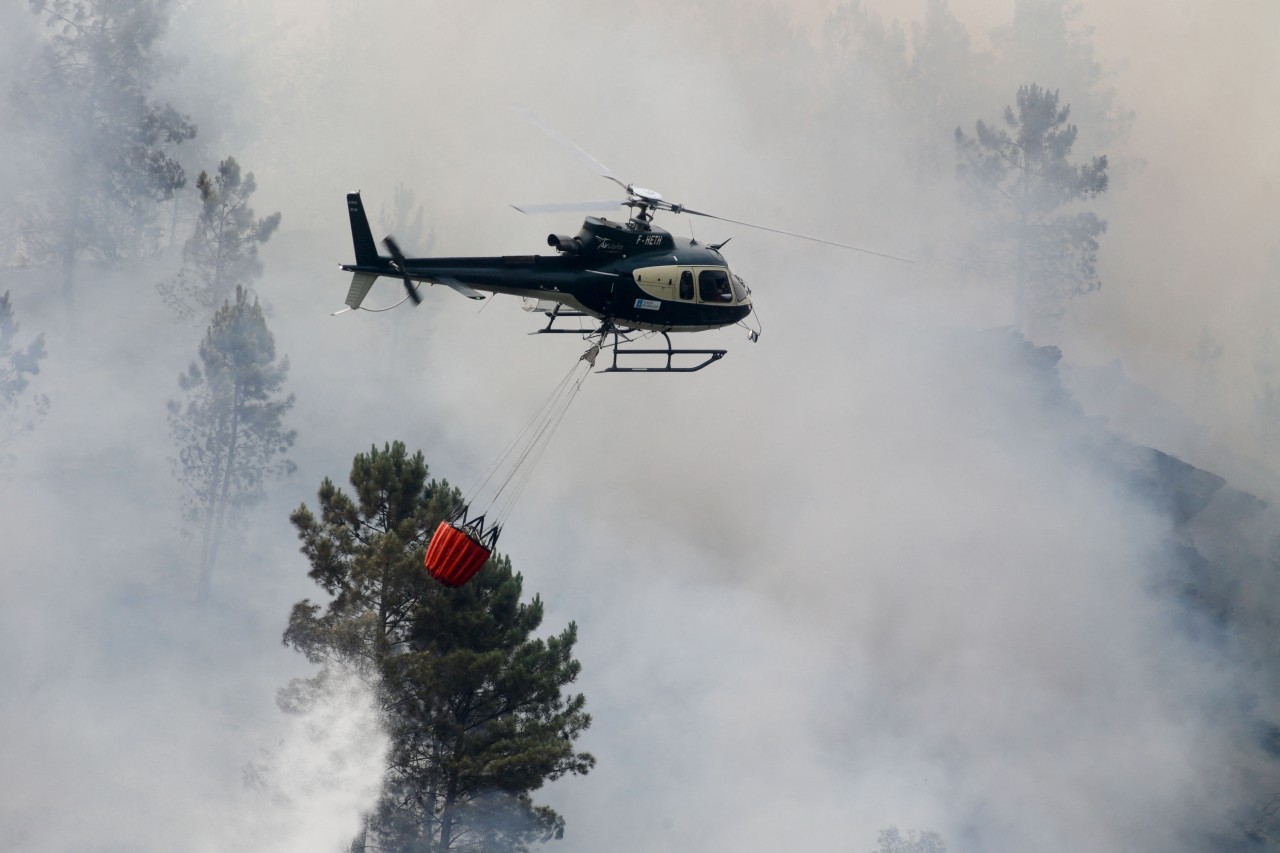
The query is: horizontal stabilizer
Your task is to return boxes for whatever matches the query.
[521,298,560,313]
[346,272,379,310]
[436,275,485,301]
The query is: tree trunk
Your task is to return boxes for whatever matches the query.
[1015,161,1030,335]
[348,820,367,852]
[213,199,228,310]
[1014,217,1026,333]
[377,545,392,660]
[60,189,80,329]
[439,768,460,852]
[416,737,442,851]
[197,437,226,597]
[199,390,241,599]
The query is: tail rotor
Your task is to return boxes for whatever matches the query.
[382,235,422,306]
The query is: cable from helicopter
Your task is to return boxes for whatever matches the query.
[423,340,598,587]
[342,113,910,582]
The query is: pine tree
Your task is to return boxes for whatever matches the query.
[825,0,989,180]
[0,291,49,450]
[168,286,295,597]
[955,83,1108,334]
[17,0,196,310]
[990,0,1133,150]
[157,156,281,323]
[284,441,594,852]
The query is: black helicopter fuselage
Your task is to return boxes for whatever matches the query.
[339,193,752,332]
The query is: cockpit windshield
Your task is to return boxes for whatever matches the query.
[698,269,735,303]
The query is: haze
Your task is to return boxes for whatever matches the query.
[2,1,1278,851]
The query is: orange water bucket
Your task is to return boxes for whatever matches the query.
[424,520,492,587]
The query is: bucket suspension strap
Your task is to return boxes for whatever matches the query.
[445,503,501,550]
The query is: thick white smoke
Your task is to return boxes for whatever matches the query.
[3,1,1277,851]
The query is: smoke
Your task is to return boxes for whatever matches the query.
[3,0,1277,851]
[515,283,1254,851]
[0,330,386,852]
[232,666,388,851]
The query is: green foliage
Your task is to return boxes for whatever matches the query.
[286,443,453,669]
[17,0,196,303]
[990,0,1133,149]
[285,442,594,852]
[157,156,281,323]
[168,285,295,596]
[955,82,1108,332]
[874,826,948,853]
[820,2,1129,273]
[0,291,49,450]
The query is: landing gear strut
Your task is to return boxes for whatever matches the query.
[590,321,726,373]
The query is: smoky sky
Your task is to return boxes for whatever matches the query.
[2,1,1278,851]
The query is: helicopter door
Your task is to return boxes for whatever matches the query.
[633,265,679,302]
[678,270,694,300]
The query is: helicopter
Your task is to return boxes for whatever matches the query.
[338,171,910,372]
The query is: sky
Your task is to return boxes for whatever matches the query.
[2,1,1279,851]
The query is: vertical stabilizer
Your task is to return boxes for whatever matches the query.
[346,192,380,266]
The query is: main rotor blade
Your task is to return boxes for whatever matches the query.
[510,200,625,215]
[680,207,913,263]
[382,236,422,305]
[513,105,629,192]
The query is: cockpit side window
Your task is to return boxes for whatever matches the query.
[698,269,734,303]
[679,270,694,300]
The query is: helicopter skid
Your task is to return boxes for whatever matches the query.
[600,330,726,373]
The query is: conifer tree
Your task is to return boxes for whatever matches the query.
[0,291,49,450]
[284,441,593,852]
[168,286,295,597]
[18,0,196,310]
[955,83,1108,333]
[990,0,1133,150]
[157,156,281,323]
